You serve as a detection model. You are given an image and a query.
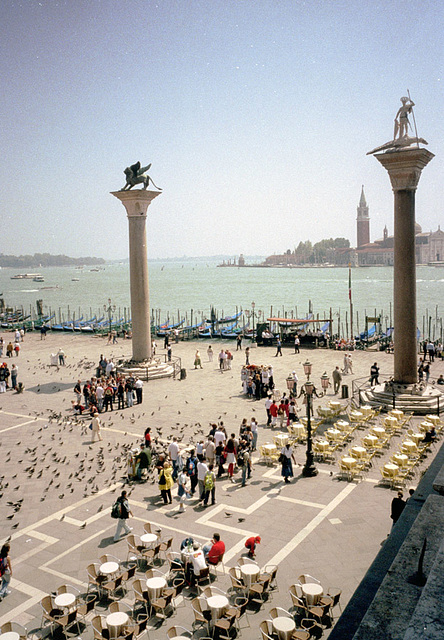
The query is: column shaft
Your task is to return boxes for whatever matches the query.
[128,216,151,361]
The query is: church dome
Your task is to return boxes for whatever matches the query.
[415,222,422,234]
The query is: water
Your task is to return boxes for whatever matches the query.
[1,262,443,337]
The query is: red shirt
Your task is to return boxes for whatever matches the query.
[208,540,225,565]
[245,536,257,552]
[270,403,278,417]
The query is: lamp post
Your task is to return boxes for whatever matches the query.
[298,360,321,477]
[286,375,295,398]
[251,302,256,342]
[104,298,116,337]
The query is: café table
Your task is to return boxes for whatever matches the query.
[420,421,434,432]
[100,561,119,576]
[349,411,363,422]
[384,416,398,428]
[363,435,378,447]
[290,424,306,440]
[240,563,260,588]
[371,426,386,438]
[262,444,277,453]
[54,593,76,609]
[389,409,404,419]
[318,407,334,419]
[274,433,289,448]
[334,420,350,431]
[140,533,157,547]
[301,582,323,605]
[0,633,20,640]
[106,612,129,639]
[392,453,408,468]
[341,457,357,470]
[384,463,399,477]
[402,440,417,454]
[326,428,341,441]
[272,617,296,640]
[329,401,342,411]
[207,594,229,623]
[146,576,167,599]
[410,433,424,445]
[359,405,373,417]
[351,446,366,459]
[425,414,440,426]
[315,440,329,452]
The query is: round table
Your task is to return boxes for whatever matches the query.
[106,612,129,639]
[335,420,350,431]
[169,637,190,640]
[341,457,357,469]
[363,434,378,447]
[274,434,289,447]
[420,421,434,432]
[240,563,260,588]
[392,454,408,468]
[351,446,366,459]
[425,414,440,426]
[54,593,76,608]
[272,617,296,640]
[318,407,333,418]
[359,405,373,417]
[329,401,341,410]
[316,440,329,451]
[326,428,341,441]
[371,427,386,438]
[262,444,277,453]
[384,463,399,477]
[384,416,398,427]
[291,424,306,439]
[410,433,424,445]
[402,440,417,453]
[207,594,229,622]
[0,633,20,640]
[140,533,157,546]
[389,409,404,419]
[349,411,363,422]
[100,561,119,576]
[146,576,166,599]
[301,582,323,605]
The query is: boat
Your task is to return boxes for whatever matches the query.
[33,275,45,282]
[156,318,185,335]
[199,320,240,338]
[11,273,42,280]
[205,310,243,324]
[71,278,80,281]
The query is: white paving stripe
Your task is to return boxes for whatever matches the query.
[0,580,47,626]
[0,420,40,433]
[267,483,357,567]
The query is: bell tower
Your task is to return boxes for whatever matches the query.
[356,185,370,247]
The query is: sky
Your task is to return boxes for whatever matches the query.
[1,0,443,259]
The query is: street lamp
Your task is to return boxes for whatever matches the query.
[104,298,116,337]
[320,371,330,393]
[298,359,322,477]
[251,302,256,342]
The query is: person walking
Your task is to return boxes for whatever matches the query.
[332,366,342,394]
[134,377,143,403]
[197,457,209,501]
[91,410,102,442]
[10,364,18,391]
[224,437,237,482]
[390,491,406,527]
[194,350,203,369]
[0,543,12,600]
[370,362,380,386]
[186,450,199,495]
[207,345,213,362]
[158,462,174,505]
[57,348,65,366]
[280,442,297,483]
[177,467,189,512]
[202,464,216,506]
[236,334,242,351]
[113,491,133,542]
[275,338,283,356]
[294,335,300,353]
[245,346,250,365]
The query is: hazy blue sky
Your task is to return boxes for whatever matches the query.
[1,0,443,259]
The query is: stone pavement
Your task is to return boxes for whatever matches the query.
[0,333,442,638]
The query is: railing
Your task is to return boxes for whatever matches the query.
[143,354,181,380]
[351,375,442,414]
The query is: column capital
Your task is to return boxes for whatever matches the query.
[110,189,161,217]
[373,148,434,191]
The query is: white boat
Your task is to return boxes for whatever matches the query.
[11,273,43,280]
[33,275,45,282]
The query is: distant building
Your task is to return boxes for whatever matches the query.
[356,185,370,247]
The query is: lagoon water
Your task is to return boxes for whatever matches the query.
[1,262,443,336]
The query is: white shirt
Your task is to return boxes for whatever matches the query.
[96,385,104,399]
[265,398,272,410]
[190,549,207,575]
[250,420,258,433]
[197,461,209,481]
[214,430,226,446]
[135,379,143,389]
[168,441,179,461]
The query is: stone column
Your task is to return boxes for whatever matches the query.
[111,190,161,362]
[373,148,434,384]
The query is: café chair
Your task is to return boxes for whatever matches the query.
[213,611,237,640]
[289,583,304,606]
[150,589,174,622]
[259,620,274,640]
[298,574,320,586]
[194,566,211,593]
[191,597,211,634]
[145,568,167,581]
[132,579,150,617]
[141,543,162,569]
[237,556,258,567]
[159,536,174,560]
[202,586,228,598]
[246,575,270,609]
[87,563,107,596]
[1,622,28,640]
[99,554,121,566]
[76,593,98,625]
[228,567,245,597]
[228,596,250,630]
[300,618,323,639]
[120,560,137,583]
[166,551,185,580]
[259,564,279,592]
[269,606,293,619]
[91,616,110,640]
[326,587,342,617]
[126,535,144,567]
[109,602,132,615]
[101,575,124,601]
[291,630,310,640]
[208,553,226,578]
[41,595,77,639]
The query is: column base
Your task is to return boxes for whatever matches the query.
[117,357,174,381]
[360,381,442,415]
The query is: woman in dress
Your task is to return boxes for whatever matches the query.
[280,443,297,483]
[224,437,237,482]
[0,543,12,600]
[91,410,102,442]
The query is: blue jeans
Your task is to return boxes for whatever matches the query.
[0,572,11,597]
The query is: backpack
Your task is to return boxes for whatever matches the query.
[237,451,245,467]
[204,472,214,491]
[187,458,195,476]
[111,500,121,519]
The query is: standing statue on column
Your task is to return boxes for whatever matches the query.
[121,161,162,191]
[393,96,415,140]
